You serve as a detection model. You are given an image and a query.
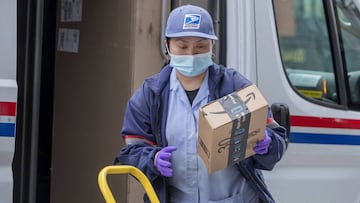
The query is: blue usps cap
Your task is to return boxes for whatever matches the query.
[165,5,218,40]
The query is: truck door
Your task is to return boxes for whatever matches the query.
[227,0,360,202]
[264,1,360,202]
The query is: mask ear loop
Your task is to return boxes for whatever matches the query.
[163,39,171,64]
[211,40,216,59]
[164,39,171,54]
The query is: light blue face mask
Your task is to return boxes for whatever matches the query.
[169,52,213,77]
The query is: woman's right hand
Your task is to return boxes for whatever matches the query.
[154,146,177,177]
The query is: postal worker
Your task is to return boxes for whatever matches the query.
[115,4,287,203]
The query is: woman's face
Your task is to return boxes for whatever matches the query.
[168,37,212,55]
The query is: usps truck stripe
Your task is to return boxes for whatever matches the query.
[0,102,16,137]
[289,115,360,145]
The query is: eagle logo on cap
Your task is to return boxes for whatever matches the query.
[183,14,201,29]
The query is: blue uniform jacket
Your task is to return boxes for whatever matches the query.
[115,64,287,203]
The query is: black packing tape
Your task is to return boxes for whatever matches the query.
[218,92,251,165]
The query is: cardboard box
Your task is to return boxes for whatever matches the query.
[198,84,268,173]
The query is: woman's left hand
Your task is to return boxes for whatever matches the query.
[253,131,272,155]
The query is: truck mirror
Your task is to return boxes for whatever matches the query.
[271,103,291,148]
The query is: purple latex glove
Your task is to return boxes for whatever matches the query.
[253,131,272,154]
[154,146,177,177]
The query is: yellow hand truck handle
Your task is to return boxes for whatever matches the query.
[98,165,160,203]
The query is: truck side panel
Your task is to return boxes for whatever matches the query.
[0,0,17,202]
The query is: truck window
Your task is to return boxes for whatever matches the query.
[273,0,360,110]
[336,0,360,108]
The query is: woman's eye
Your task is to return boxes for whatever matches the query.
[198,44,210,49]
